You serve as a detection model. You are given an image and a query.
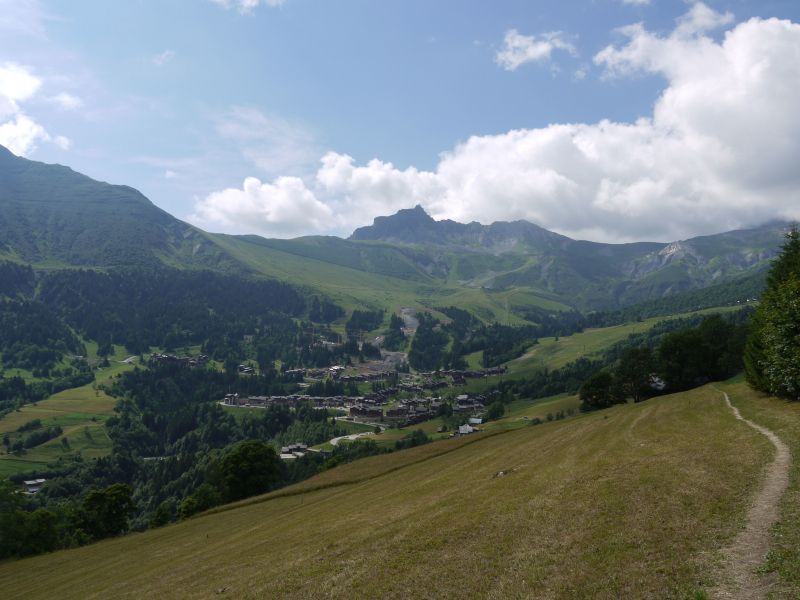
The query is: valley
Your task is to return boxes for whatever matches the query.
[0,146,797,598]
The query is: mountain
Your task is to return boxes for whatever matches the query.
[349,204,787,307]
[0,145,789,315]
[0,145,237,271]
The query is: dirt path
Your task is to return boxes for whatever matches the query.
[711,389,791,600]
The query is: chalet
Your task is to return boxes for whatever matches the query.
[280,443,309,460]
[454,394,483,412]
[386,406,409,419]
[350,405,383,419]
[223,393,241,406]
[22,478,46,494]
[457,424,476,436]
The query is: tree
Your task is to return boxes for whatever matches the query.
[579,371,619,412]
[17,509,59,556]
[657,328,707,391]
[149,498,176,528]
[81,483,136,539]
[759,275,800,399]
[0,479,24,558]
[485,400,505,421]
[178,496,199,520]
[220,440,283,502]
[616,347,654,403]
[408,313,449,371]
[746,226,800,399]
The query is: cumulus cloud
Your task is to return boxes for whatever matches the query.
[193,4,800,242]
[210,0,285,13]
[0,114,49,155]
[0,62,69,156]
[0,61,41,116]
[191,176,332,237]
[495,29,577,71]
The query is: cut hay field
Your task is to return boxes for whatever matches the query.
[1,383,784,599]
[0,346,134,476]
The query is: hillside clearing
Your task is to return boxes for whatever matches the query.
[0,384,777,599]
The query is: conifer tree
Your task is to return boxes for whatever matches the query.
[745,226,800,399]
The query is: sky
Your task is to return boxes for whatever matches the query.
[1,0,799,243]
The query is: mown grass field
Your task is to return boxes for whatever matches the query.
[0,384,778,599]
[0,345,133,476]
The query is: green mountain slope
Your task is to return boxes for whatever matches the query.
[0,146,237,271]
[351,205,786,309]
[0,145,788,317]
[1,384,790,599]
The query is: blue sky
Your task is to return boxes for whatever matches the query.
[1,0,799,241]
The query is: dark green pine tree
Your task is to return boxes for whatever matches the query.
[745,226,800,399]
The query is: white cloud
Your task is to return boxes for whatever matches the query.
[620,0,651,6]
[191,176,332,237]
[210,0,286,13]
[0,62,71,156]
[153,50,175,67]
[0,114,48,155]
[193,4,800,242]
[496,29,577,71]
[49,91,82,110]
[0,62,41,116]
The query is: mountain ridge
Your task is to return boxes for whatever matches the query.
[0,145,790,314]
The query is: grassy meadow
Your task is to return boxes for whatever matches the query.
[0,384,778,599]
[0,345,134,476]
[210,233,570,320]
[508,305,744,376]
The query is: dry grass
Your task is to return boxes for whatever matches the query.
[0,384,776,599]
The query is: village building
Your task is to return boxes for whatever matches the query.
[457,424,476,436]
[22,478,46,494]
